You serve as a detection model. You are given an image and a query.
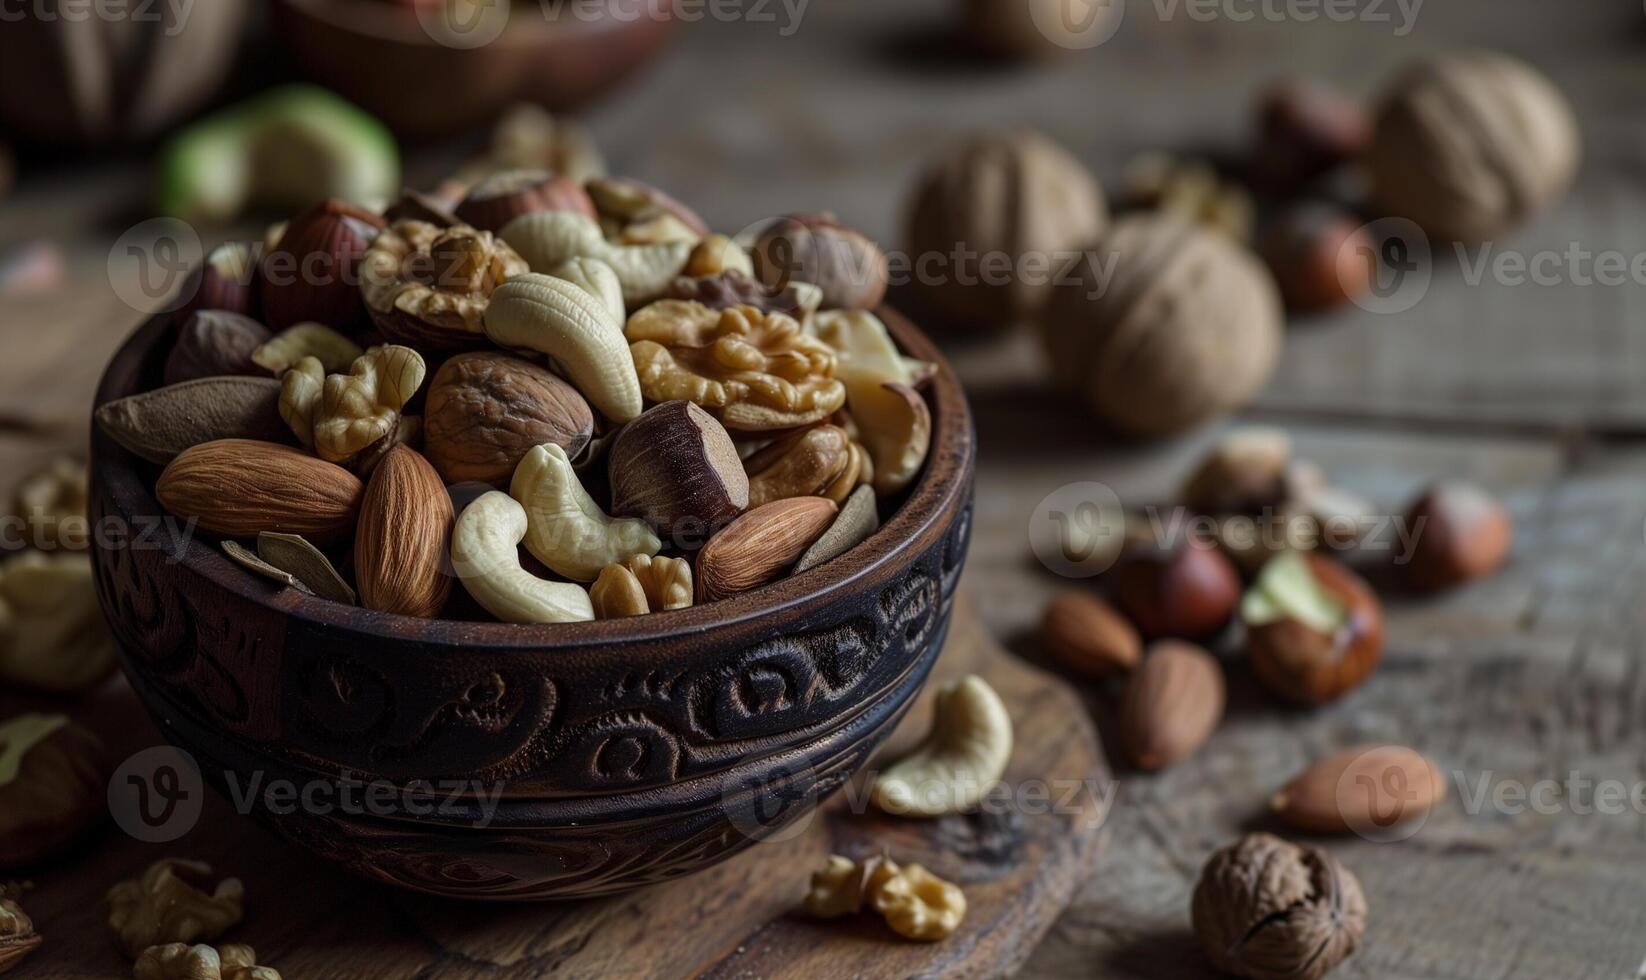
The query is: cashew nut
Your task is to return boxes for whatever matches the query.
[813,309,913,387]
[846,377,931,496]
[549,257,625,325]
[500,210,691,308]
[450,490,595,624]
[870,674,1012,817]
[510,443,660,582]
[483,268,643,422]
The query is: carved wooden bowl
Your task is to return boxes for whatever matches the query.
[271,0,677,139]
[89,308,974,901]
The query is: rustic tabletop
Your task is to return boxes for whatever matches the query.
[4,0,1646,976]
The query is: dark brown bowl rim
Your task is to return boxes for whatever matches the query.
[93,306,973,654]
[274,0,665,47]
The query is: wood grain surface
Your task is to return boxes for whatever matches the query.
[5,0,1646,976]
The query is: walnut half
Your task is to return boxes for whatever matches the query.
[107,860,245,959]
[134,942,281,980]
[626,302,845,432]
[360,220,528,352]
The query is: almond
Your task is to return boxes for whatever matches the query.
[1120,640,1225,771]
[1039,590,1141,679]
[1272,744,1446,835]
[156,439,364,544]
[697,496,838,601]
[354,445,455,618]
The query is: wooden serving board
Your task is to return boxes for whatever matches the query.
[4,596,1108,980]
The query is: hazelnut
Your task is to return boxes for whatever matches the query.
[1040,214,1282,439]
[1258,205,1375,313]
[1038,590,1140,679]
[0,714,107,872]
[175,242,261,321]
[1191,833,1367,980]
[1241,552,1384,705]
[905,130,1106,330]
[1115,539,1241,642]
[259,199,386,332]
[423,351,595,487]
[608,401,750,546]
[1250,77,1372,193]
[164,310,272,386]
[455,169,596,234]
[1368,52,1579,243]
[1401,481,1512,591]
[751,213,888,311]
[1180,427,1294,516]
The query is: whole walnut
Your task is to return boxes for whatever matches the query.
[423,352,594,487]
[1368,52,1579,243]
[1039,214,1281,438]
[1191,833,1367,980]
[906,130,1107,331]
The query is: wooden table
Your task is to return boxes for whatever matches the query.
[5,0,1646,975]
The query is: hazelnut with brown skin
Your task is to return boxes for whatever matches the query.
[1401,481,1512,591]
[1250,77,1371,194]
[0,714,108,872]
[455,169,596,233]
[1258,205,1375,314]
[259,199,386,332]
[751,213,888,312]
[164,310,272,386]
[175,242,261,321]
[1115,538,1241,642]
[1191,833,1367,980]
[1241,552,1384,705]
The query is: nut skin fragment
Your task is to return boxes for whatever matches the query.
[423,351,594,487]
[0,552,117,694]
[608,401,750,542]
[0,714,107,871]
[483,266,643,423]
[107,860,245,959]
[0,895,42,974]
[510,443,660,583]
[869,863,967,941]
[1191,833,1367,980]
[360,220,528,352]
[870,675,1012,817]
[794,483,880,573]
[450,491,595,625]
[589,555,694,618]
[626,302,846,432]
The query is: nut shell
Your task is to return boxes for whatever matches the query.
[156,439,365,544]
[423,351,594,487]
[1041,214,1282,438]
[1368,51,1579,243]
[1191,833,1367,980]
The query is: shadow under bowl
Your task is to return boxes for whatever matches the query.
[89,307,975,901]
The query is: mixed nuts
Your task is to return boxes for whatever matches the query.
[101,175,937,623]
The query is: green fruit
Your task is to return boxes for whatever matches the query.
[157,85,399,222]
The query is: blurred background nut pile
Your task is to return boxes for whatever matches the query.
[95,152,937,625]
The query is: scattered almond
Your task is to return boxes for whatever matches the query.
[1039,591,1141,679]
[1120,640,1225,771]
[1272,744,1446,834]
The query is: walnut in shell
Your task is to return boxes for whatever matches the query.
[1040,214,1282,438]
[1368,52,1579,243]
[360,221,529,352]
[423,351,594,486]
[626,302,845,431]
[1191,833,1367,980]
